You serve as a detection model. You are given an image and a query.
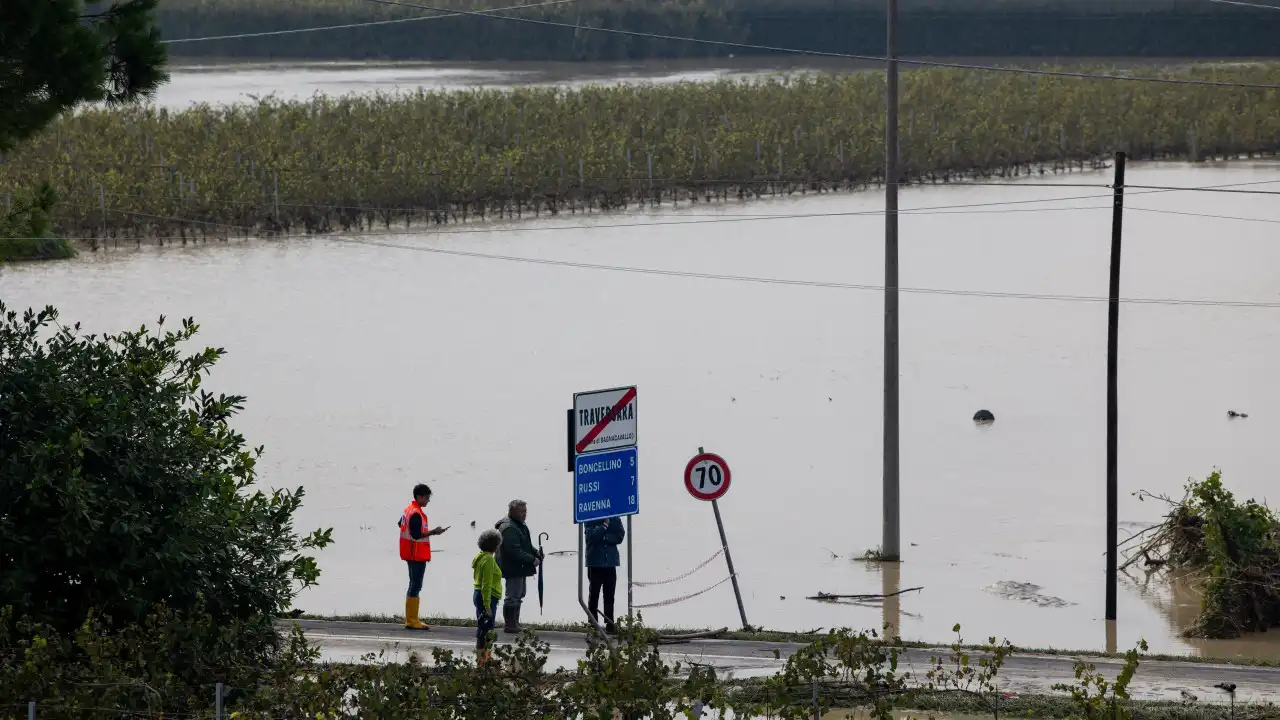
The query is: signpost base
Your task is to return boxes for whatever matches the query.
[578,522,613,645]
[712,498,750,631]
[695,446,750,631]
[626,515,634,618]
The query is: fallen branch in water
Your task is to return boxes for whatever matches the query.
[807,587,924,602]
[654,627,730,644]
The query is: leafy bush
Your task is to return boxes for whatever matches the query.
[3,603,1159,720]
[1133,471,1280,638]
[0,304,333,637]
[0,605,314,719]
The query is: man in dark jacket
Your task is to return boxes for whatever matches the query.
[584,516,625,634]
[495,499,541,633]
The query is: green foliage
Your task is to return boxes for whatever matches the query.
[6,64,1280,241]
[564,615,725,719]
[0,605,314,718]
[735,626,911,719]
[1188,471,1277,567]
[0,183,74,262]
[1051,639,1149,720]
[1141,472,1280,638]
[0,0,169,153]
[0,611,735,718]
[0,304,333,636]
[923,624,1014,717]
[1182,472,1280,638]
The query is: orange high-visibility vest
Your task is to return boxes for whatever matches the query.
[399,502,432,562]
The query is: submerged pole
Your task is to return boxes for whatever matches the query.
[882,0,901,563]
[1105,151,1126,624]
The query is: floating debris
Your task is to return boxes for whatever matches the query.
[983,581,1075,608]
[1129,471,1279,638]
[1228,410,1249,418]
[973,409,995,423]
[808,587,924,603]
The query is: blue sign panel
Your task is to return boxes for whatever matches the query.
[574,447,639,524]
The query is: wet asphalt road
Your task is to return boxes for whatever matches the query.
[291,620,1280,704]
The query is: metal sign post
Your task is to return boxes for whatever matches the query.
[627,515,634,617]
[685,448,749,630]
[569,386,639,642]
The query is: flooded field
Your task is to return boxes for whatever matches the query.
[4,162,1280,659]
[156,56,1247,108]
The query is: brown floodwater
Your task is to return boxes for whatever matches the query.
[4,162,1280,659]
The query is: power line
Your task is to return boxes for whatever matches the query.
[328,235,1280,309]
[360,0,1280,89]
[19,194,1112,243]
[1207,0,1280,9]
[110,208,256,231]
[1127,206,1280,224]
[1126,183,1280,195]
[39,176,1120,218]
[24,179,1274,242]
[160,0,578,44]
[77,178,1277,234]
[26,156,1118,188]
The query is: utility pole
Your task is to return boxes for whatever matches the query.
[882,0,901,562]
[1105,151,1126,623]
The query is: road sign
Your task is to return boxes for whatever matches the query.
[684,452,731,502]
[574,447,639,524]
[573,386,637,454]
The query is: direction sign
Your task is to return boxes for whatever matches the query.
[573,386,637,454]
[684,452,731,502]
[574,447,639,523]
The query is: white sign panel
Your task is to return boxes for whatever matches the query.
[573,386,637,454]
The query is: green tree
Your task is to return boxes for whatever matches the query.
[0,182,75,262]
[0,0,168,153]
[0,303,332,636]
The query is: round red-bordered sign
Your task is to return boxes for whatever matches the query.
[684,453,731,501]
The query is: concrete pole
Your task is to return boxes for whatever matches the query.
[882,0,902,562]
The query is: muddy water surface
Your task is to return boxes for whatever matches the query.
[4,163,1280,658]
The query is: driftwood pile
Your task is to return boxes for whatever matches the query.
[1126,472,1280,639]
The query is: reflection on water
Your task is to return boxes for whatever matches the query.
[157,57,834,108]
[882,561,902,642]
[1129,569,1280,661]
[157,56,1261,109]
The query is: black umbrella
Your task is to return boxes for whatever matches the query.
[537,532,549,615]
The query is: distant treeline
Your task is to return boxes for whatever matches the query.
[157,0,1280,61]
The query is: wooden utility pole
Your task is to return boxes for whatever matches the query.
[1105,151,1126,622]
[882,0,901,562]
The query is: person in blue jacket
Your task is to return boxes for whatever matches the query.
[584,516,625,634]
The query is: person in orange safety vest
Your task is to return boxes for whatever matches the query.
[398,483,449,630]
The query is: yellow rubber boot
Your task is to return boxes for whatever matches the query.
[404,597,430,630]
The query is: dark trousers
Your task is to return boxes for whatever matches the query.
[406,560,426,598]
[587,567,617,625]
[474,589,498,648]
[503,576,527,612]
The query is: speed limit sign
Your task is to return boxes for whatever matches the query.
[684,452,731,501]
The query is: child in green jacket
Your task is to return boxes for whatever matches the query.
[473,529,503,660]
